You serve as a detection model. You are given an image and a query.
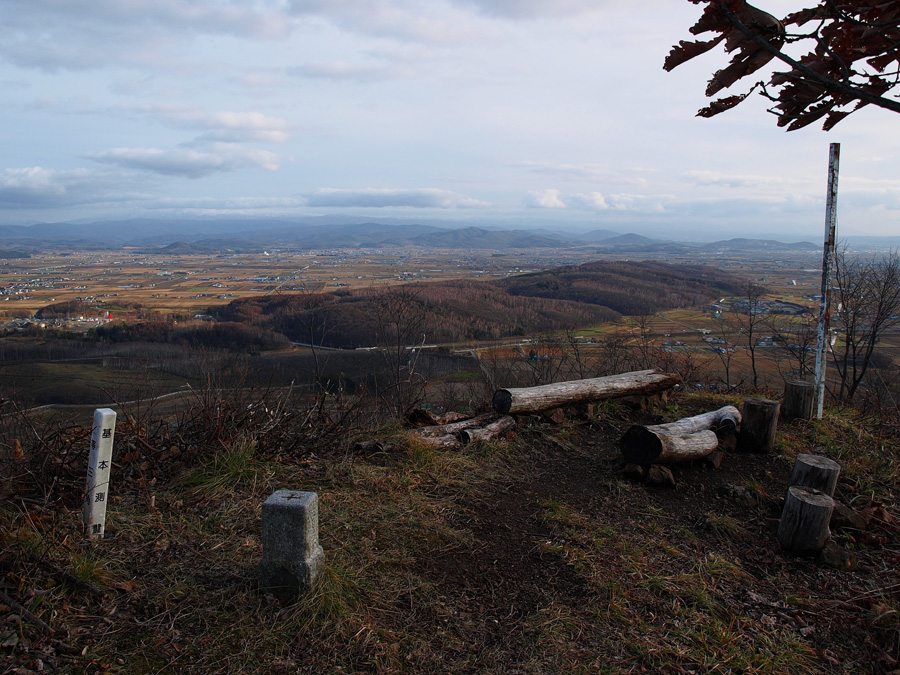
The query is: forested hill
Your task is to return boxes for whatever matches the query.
[213,260,745,348]
[500,260,745,316]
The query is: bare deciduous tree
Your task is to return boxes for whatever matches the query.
[731,283,767,390]
[712,311,738,390]
[766,313,817,381]
[369,285,429,419]
[832,250,900,403]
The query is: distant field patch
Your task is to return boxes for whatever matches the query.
[1,361,191,406]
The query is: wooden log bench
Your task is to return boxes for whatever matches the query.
[492,369,682,415]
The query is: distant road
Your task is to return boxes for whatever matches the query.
[1,382,308,420]
[290,341,344,351]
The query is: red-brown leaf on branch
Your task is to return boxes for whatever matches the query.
[706,46,776,95]
[784,100,835,130]
[665,0,900,130]
[783,7,826,27]
[696,90,754,117]
[691,1,738,36]
[663,36,726,71]
[867,53,895,72]
[822,110,852,131]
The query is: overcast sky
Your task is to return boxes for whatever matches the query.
[1,0,897,239]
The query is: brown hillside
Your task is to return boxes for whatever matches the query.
[214,260,744,348]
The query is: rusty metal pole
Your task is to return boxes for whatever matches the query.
[814,143,840,418]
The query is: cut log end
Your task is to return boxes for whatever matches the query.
[492,389,513,415]
[620,425,664,465]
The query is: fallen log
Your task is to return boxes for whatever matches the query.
[407,409,470,427]
[492,370,681,415]
[415,413,498,437]
[461,416,516,444]
[619,405,741,465]
[414,434,462,450]
[621,429,718,465]
[354,439,385,453]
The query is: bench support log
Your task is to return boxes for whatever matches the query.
[493,370,681,415]
[619,406,740,465]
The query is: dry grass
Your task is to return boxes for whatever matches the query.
[1,390,899,673]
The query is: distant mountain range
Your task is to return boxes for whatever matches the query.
[0,217,836,254]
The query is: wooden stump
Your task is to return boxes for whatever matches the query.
[789,453,840,496]
[782,380,814,422]
[737,398,780,454]
[777,485,834,554]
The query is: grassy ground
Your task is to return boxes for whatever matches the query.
[1,392,899,674]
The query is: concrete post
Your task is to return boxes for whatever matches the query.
[83,408,117,539]
[259,490,324,601]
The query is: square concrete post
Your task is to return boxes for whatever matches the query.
[259,490,324,601]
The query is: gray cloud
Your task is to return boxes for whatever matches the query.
[89,145,281,179]
[145,107,292,144]
[524,188,677,212]
[0,0,485,74]
[305,188,487,208]
[524,189,566,208]
[287,62,393,83]
[0,0,606,75]
[685,170,792,190]
[0,167,67,206]
[0,0,292,71]
[0,166,149,209]
[451,0,601,19]
[842,185,900,212]
[287,0,485,44]
[75,106,289,179]
[519,161,607,180]
[149,196,307,213]
[568,192,610,210]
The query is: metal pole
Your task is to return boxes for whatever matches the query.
[814,143,840,418]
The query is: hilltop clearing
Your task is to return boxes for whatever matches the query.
[1,390,898,673]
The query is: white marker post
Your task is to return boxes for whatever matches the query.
[83,408,117,540]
